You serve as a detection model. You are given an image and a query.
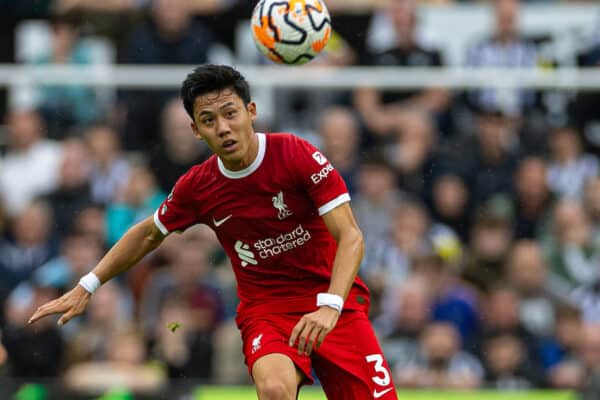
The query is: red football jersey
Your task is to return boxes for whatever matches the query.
[154,133,370,322]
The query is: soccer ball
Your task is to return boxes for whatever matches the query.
[251,0,332,65]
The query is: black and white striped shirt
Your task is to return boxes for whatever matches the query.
[466,36,539,115]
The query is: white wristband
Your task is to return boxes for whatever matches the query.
[316,293,344,313]
[78,272,101,294]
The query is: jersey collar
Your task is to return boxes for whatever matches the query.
[217,132,266,179]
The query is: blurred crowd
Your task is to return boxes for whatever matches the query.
[2,0,600,397]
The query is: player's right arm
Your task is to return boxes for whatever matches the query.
[28,216,165,326]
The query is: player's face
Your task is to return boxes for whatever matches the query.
[191,89,257,171]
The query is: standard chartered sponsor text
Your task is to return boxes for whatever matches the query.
[253,224,312,258]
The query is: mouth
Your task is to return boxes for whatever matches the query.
[222,139,238,153]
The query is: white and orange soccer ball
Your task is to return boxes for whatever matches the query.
[251,0,332,65]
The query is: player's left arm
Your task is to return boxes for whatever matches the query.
[289,202,364,356]
[320,202,364,301]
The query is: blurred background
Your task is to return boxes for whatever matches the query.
[0,0,600,398]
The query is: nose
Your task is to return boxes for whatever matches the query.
[216,116,231,138]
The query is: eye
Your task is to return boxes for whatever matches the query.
[226,109,237,118]
[201,117,213,125]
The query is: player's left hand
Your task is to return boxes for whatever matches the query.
[289,306,340,356]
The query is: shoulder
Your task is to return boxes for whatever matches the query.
[267,132,317,148]
[264,133,326,177]
[266,132,301,144]
[265,132,317,155]
[176,156,218,189]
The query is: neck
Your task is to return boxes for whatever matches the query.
[496,32,515,45]
[221,132,259,171]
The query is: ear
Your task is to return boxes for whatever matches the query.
[247,101,257,122]
[191,122,204,141]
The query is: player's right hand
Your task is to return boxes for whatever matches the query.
[289,306,340,356]
[28,284,92,326]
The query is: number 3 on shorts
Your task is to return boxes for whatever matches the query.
[365,353,391,386]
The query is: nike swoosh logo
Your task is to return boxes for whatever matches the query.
[373,388,393,399]
[213,215,232,227]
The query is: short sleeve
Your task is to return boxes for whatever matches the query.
[292,137,350,215]
[153,172,198,235]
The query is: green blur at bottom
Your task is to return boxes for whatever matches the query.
[193,386,576,400]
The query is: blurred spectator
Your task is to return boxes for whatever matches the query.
[462,108,520,209]
[152,299,216,380]
[32,233,104,294]
[427,173,471,240]
[320,0,373,61]
[547,126,598,200]
[63,325,165,395]
[551,360,585,392]
[312,29,357,67]
[42,137,93,237]
[150,98,209,194]
[465,0,538,116]
[65,281,134,365]
[317,106,362,195]
[0,109,62,217]
[85,124,130,205]
[212,319,248,385]
[140,240,223,333]
[542,199,600,297]
[2,283,64,378]
[427,224,463,269]
[362,201,430,313]
[0,201,56,299]
[121,0,216,150]
[394,322,483,389]
[542,305,582,383]
[354,0,449,139]
[468,284,543,382]
[53,0,229,62]
[71,205,107,242]
[32,13,103,138]
[462,207,514,292]
[141,241,224,379]
[104,162,164,246]
[52,0,146,47]
[378,276,431,338]
[272,37,357,134]
[124,0,214,65]
[413,253,480,344]
[383,110,437,197]
[353,156,405,257]
[513,156,553,239]
[506,240,558,337]
[378,277,431,366]
[482,333,541,389]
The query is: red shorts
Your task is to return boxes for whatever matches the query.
[239,310,397,400]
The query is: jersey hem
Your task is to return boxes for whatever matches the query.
[153,210,169,235]
[318,193,351,216]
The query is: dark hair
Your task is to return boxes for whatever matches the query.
[48,11,82,29]
[180,64,251,119]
